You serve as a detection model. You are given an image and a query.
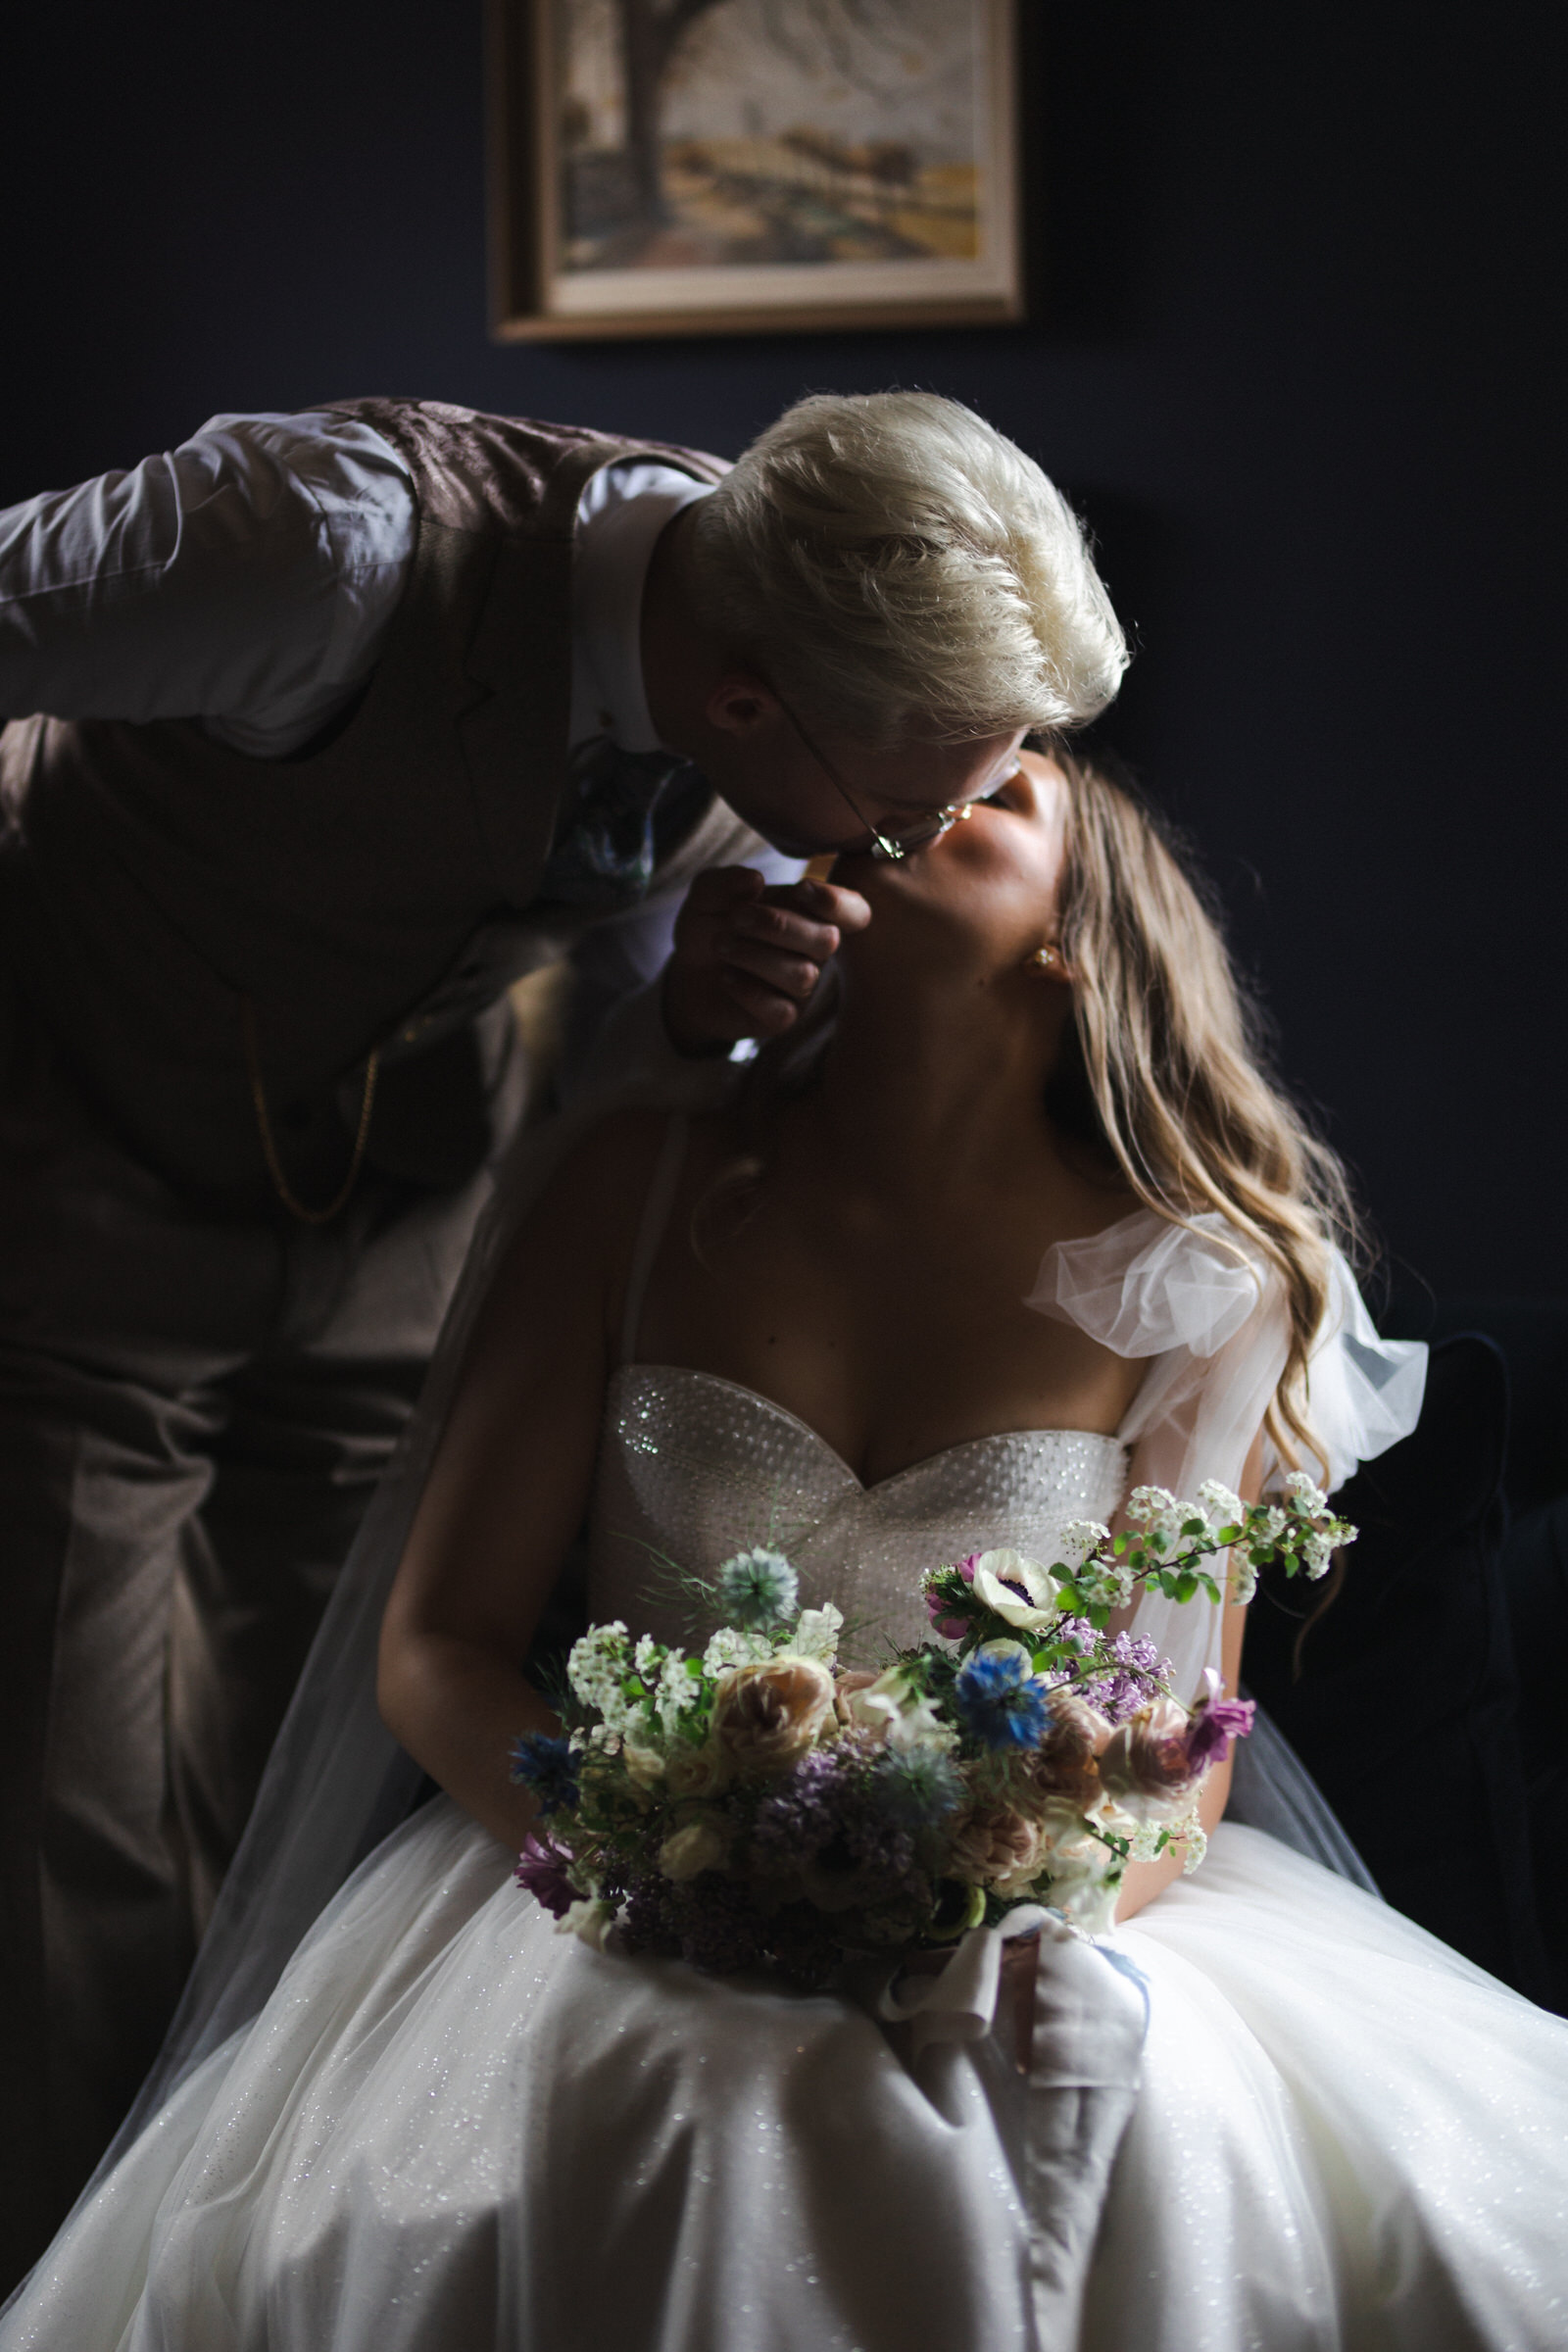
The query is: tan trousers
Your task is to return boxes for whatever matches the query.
[0,1006,499,2288]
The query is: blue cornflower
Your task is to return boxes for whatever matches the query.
[508,1733,580,1814]
[715,1544,800,1629]
[953,1649,1053,1750]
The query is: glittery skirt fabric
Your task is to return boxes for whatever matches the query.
[6,1797,1565,2352]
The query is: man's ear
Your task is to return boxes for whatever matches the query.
[704,670,782,740]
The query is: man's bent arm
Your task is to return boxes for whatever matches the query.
[0,412,414,754]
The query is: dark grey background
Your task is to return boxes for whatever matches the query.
[3,0,1562,1301]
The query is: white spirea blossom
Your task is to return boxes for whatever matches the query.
[1127,1820,1167,1861]
[703,1625,772,1674]
[1054,1519,1111,1571]
[1228,1555,1259,1605]
[1197,1481,1244,1530]
[1285,1470,1329,1518]
[656,1649,702,1731]
[1076,1555,1136,1611]
[1125,1487,1199,1561]
[567,1623,634,1726]
[1300,1530,1337,1580]
[1252,1506,1289,1547]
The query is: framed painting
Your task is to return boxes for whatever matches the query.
[488,0,1022,340]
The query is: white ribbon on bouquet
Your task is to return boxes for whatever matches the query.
[879,1906,1150,2352]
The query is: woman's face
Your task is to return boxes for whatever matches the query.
[832,749,1070,983]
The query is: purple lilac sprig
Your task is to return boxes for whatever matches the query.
[1072,1631,1170,1727]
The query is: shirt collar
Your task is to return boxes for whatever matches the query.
[573,471,714,753]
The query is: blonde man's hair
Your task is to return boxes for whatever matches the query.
[689,391,1128,746]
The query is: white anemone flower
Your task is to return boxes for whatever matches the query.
[970,1547,1064,1634]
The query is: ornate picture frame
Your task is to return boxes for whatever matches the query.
[488,0,1023,341]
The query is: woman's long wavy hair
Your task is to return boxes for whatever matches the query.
[1043,748,1357,1477]
[725,747,1358,1483]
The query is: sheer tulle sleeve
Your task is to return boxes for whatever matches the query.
[1026,1209,1426,1697]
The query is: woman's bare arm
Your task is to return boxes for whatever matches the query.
[377,1113,663,1853]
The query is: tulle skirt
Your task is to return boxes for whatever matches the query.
[5,1804,1565,2352]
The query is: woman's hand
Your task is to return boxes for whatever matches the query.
[662,867,870,1054]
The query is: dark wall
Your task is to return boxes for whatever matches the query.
[4,2,1563,1299]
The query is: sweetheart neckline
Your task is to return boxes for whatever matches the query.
[612,1362,1128,1499]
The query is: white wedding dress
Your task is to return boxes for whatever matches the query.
[5,1155,1566,2352]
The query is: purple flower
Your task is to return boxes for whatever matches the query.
[955,1552,979,1584]
[1070,1630,1175,1725]
[514,1833,575,1917]
[1185,1671,1256,1768]
[1110,1631,1168,1679]
[925,1592,972,1641]
[1058,1614,1097,1648]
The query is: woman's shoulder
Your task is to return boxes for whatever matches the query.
[1028,1198,1276,1361]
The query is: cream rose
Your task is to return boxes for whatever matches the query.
[1098,1696,1200,1803]
[948,1802,1049,1897]
[663,1741,730,1800]
[1017,1690,1113,1812]
[711,1653,836,1777]
[620,1741,666,1790]
[658,1814,732,1883]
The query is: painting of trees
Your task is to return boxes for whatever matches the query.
[490,0,1020,336]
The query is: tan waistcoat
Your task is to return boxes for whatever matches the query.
[0,401,736,1200]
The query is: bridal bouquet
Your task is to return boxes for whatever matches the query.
[512,1474,1353,1981]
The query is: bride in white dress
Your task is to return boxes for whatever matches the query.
[6,749,1564,2352]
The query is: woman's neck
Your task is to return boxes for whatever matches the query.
[795,964,1075,1206]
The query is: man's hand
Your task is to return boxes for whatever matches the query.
[662,866,871,1056]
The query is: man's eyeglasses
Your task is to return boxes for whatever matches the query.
[774,693,1015,863]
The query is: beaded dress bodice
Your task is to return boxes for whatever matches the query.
[585,1364,1129,1660]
